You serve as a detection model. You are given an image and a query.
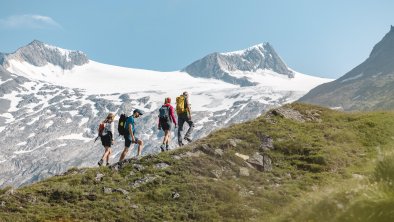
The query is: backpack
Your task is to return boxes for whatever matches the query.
[176,96,186,114]
[159,105,170,121]
[98,123,105,137]
[118,114,127,136]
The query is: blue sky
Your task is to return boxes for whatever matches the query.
[0,0,393,78]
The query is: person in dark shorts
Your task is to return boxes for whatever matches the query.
[176,91,194,146]
[158,97,177,152]
[98,113,115,166]
[119,109,144,161]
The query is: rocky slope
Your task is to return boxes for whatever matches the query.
[1,103,393,222]
[299,26,394,111]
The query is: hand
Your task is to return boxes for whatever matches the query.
[132,137,136,143]
[111,141,114,145]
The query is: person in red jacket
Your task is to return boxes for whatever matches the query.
[158,97,177,151]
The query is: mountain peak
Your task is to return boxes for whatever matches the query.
[368,25,394,62]
[29,39,45,46]
[221,42,270,56]
[299,26,394,111]
[2,40,89,70]
[183,43,294,86]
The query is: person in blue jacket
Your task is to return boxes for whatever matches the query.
[119,109,144,161]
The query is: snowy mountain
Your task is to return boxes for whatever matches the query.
[183,43,294,86]
[0,41,331,187]
[299,26,394,111]
[1,40,88,70]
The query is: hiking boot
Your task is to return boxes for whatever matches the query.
[166,144,170,151]
[98,159,104,166]
[160,144,165,152]
[184,137,192,142]
[178,141,184,147]
[106,162,110,166]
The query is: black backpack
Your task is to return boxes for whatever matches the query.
[118,114,127,136]
[159,106,170,121]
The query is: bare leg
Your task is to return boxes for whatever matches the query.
[119,147,129,161]
[137,140,144,156]
[105,148,112,164]
[163,130,170,144]
[101,147,110,160]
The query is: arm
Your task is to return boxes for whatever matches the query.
[186,98,192,119]
[111,122,115,141]
[129,122,135,141]
[170,106,177,125]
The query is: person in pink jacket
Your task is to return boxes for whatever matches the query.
[158,97,177,151]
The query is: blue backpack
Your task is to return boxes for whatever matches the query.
[159,106,170,121]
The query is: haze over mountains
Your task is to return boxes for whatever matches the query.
[299,26,394,110]
[0,40,330,187]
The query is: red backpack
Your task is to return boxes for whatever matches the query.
[98,123,105,137]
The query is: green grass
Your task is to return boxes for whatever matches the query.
[1,103,394,222]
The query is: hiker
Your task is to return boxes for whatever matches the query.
[176,91,194,146]
[98,113,115,166]
[119,109,144,161]
[158,97,177,152]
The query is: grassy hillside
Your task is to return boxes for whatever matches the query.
[1,103,394,222]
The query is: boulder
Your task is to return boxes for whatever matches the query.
[172,192,180,199]
[130,175,156,189]
[239,167,250,177]
[259,134,274,151]
[133,164,145,172]
[198,144,215,156]
[214,149,224,157]
[154,163,170,170]
[103,187,112,194]
[95,173,105,182]
[235,153,249,161]
[270,107,305,123]
[114,188,129,195]
[225,139,242,149]
[247,153,272,172]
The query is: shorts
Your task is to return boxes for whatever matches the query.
[160,119,172,131]
[124,135,140,148]
[101,133,112,147]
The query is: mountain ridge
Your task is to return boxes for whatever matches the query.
[299,26,394,111]
[183,42,294,86]
[1,40,89,70]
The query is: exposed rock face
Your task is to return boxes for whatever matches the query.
[1,40,89,70]
[247,153,272,172]
[183,43,294,86]
[259,134,274,151]
[299,26,394,111]
[270,107,306,122]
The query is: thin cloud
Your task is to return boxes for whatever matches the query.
[0,14,62,29]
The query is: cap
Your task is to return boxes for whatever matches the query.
[133,109,144,115]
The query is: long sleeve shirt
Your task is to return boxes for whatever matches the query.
[158,104,177,127]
